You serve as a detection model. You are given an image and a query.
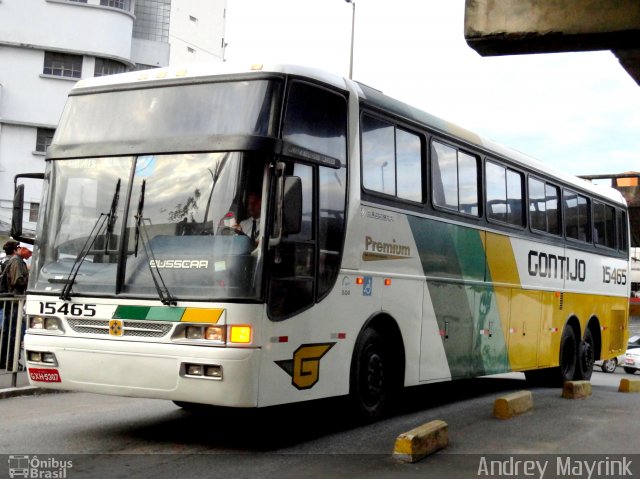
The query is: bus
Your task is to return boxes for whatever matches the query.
[14,63,630,419]
[579,172,639,315]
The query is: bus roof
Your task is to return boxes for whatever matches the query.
[72,62,625,206]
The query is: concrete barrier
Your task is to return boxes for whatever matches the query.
[618,378,640,393]
[562,380,592,399]
[393,419,448,463]
[493,390,533,419]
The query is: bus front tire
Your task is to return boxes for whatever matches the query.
[349,328,395,420]
[525,325,577,386]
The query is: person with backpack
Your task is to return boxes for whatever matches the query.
[0,240,30,370]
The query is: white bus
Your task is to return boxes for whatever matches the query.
[15,64,629,418]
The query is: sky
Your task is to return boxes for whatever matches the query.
[224,0,640,177]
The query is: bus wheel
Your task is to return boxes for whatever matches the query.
[575,328,595,380]
[558,325,578,383]
[350,328,393,420]
[526,325,577,386]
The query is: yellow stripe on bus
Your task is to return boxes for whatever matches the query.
[181,308,225,324]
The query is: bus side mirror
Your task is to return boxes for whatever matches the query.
[282,176,302,235]
[11,184,25,239]
[12,173,45,244]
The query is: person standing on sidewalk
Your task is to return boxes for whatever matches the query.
[0,240,30,370]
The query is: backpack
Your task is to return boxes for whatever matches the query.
[0,257,12,294]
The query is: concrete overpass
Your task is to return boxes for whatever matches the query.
[464,0,640,250]
[464,0,640,85]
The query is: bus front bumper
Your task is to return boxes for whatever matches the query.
[24,333,261,407]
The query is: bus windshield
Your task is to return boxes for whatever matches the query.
[32,152,267,301]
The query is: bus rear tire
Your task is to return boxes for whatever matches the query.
[575,328,595,381]
[349,328,396,421]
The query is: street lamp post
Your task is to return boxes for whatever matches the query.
[380,161,388,192]
[345,0,355,79]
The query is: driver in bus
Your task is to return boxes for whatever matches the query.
[233,192,261,246]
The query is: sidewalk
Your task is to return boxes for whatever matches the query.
[0,370,55,399]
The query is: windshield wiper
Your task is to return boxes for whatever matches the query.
[60,179,121,301]
[134,180,177,306]
[105,178,121,254]
[202,152,230,227]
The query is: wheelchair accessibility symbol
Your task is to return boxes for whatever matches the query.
[362,276,373,296]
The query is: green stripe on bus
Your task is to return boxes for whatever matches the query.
[113,306,150,320]
[113,305,185,321]
[407,216,510,377]
[146,307,185,321]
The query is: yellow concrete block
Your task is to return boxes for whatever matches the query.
[393,419,448,463]
[562,380,592,399]
[493,390,533,419]
[618,378,640,393]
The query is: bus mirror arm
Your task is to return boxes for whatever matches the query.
[269,162,286,249]
[269,163,303,249]
[282,176,302,235]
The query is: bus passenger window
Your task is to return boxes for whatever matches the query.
[564,190,591,242]
[593,201,616,248]
[361,115,423,202]
[545,184,560,235]
[486,161,523,226]
[528,178,546,231]
[396,129,422,202]
[362,116,395,196]
[431,141,479,215]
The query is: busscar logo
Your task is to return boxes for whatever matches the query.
[150,259,209,269]
[276,343,336,390]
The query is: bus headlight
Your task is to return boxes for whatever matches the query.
[205,326,225,341]
[29,316,63,332]
[174,324,227,344]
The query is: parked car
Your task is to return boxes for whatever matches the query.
[624,347,640,374]
[596,335,640,373]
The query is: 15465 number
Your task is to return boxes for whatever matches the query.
[38,302,97,317]
[602,266,627,285]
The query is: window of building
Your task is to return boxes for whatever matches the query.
[486,161,524,226]
[94,58,127,77]
[564,189,591,242]
[593,200,616,248]
[36,128,56,153]
[431,140,478,215]
[100,0,131,11]
[29,203,40,223]
[361,115,422,201]
[133,0,171,42]
[528,177,560,235]
[43,52,82,78]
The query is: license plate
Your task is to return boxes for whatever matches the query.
[29,368,61,383]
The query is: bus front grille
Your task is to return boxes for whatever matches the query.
[66,318,173,338]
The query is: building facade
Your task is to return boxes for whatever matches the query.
[0,0,226,237]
